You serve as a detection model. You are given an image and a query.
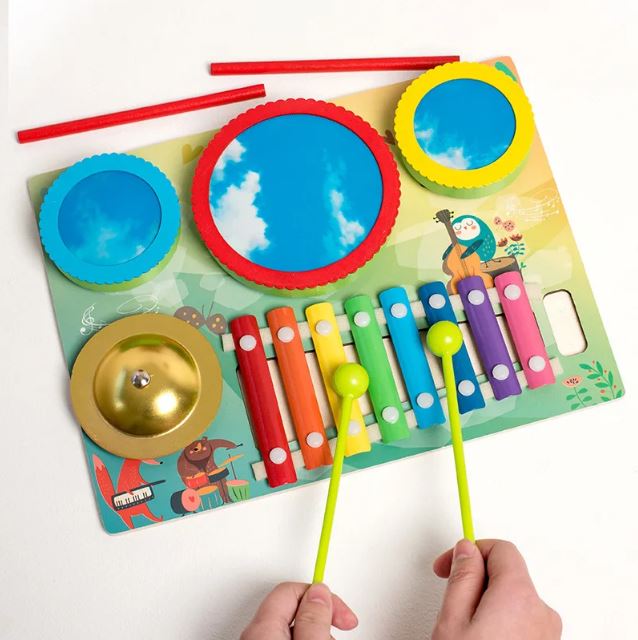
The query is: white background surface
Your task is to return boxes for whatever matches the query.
[2,1,638,638]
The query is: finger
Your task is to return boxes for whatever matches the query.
[253,582,307,626]
[242,582,358,638]
[433,539,511,579]
[472,542,540,625]
[242,582,307,640]
[330,592,358,631]
[437,539,486,630]
[482,540,535,593]
[293,583,334,640]
[433,547,454,578]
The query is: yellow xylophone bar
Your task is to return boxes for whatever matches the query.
[305,303,371,456]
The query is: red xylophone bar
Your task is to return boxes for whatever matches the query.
[230,315,297,488]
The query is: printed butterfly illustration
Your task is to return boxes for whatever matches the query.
[174,299,227,335]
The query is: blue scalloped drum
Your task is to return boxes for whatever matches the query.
[38,154,180,290]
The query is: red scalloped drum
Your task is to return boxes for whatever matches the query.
[191,99,400,292]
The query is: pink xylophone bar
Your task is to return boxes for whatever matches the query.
[494,272,555,389]
[230,315,297,488]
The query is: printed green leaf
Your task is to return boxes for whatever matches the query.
[582,396,593,402]
[579,364,593,371]
[594,382,608,388]
[587,373,600,380]
[577,387,588,394]
[616,390,623,398]
[566,394,576,400]
[596,361,604,375]
[600,396,610,402]
[608,371,614,386]
[570,403,581,410]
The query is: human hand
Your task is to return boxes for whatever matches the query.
[432,539,562,639]
[241,581,358,640]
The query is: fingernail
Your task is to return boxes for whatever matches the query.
[306,583,331,605]
[452,538,476,561]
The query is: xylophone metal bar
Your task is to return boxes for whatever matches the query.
[220,282,545,353]
[230,315,297,487]
[266,307,333,469]
[378,286,445,428]
[305,302,371,456]
[494,272,555,389]
[249,356,565,481]
[418,282,486,413]
[457,277,522,401]
[344,294,410,443]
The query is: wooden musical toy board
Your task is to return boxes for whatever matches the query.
[28,57,623,534]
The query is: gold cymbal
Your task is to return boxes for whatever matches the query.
[70,313,222,458]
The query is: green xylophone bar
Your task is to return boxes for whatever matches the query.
[344,295,410,443]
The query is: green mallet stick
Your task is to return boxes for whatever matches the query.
[313,363,369,583]
[426,320,475,542]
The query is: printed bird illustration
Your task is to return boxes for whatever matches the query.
[441,214,496,262]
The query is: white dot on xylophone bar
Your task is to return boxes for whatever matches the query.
[353,311,371,327]
[315,320,333,336]
[416,392,434,408]
[239,335,257,351]
[269,447,288,464]
[504,284,522,300]
[277,326,295,343]
[492,364,510,381]
[467,289,486,306]
[528,355,546,372]
[390,303,408,319]
[348,420,361,435]
[428,294,446,310]
[306,432,324,448]
[381,406,400,423]
[458,380,475,396]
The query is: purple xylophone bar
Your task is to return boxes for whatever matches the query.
[457,277,521,401]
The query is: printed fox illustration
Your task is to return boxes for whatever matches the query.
[92,455,164,529]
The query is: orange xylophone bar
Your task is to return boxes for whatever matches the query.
[266,307,333,470]
[230,315,297,487]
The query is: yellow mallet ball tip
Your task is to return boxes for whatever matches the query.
[426,320,463,357]
[333,363,369,399]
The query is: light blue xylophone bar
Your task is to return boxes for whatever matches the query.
[378,287,445,428]
[418,281,485,414]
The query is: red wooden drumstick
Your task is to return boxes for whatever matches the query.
[17,84,266,143]
[210,56,459,75]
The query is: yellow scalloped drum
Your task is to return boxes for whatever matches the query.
[394,61,535,198]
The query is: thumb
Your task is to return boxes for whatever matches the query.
[437,539,486,629]
[293,583,334,640]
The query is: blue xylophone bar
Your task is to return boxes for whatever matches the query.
[418,282,485,414]
[379,287,445,428]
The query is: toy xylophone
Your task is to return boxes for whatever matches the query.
[224,271,557,487]
[29,56,624,535]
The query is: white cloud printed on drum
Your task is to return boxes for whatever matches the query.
[329,189,365,248]
[212,139,246,181]
[211,170,270,257]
